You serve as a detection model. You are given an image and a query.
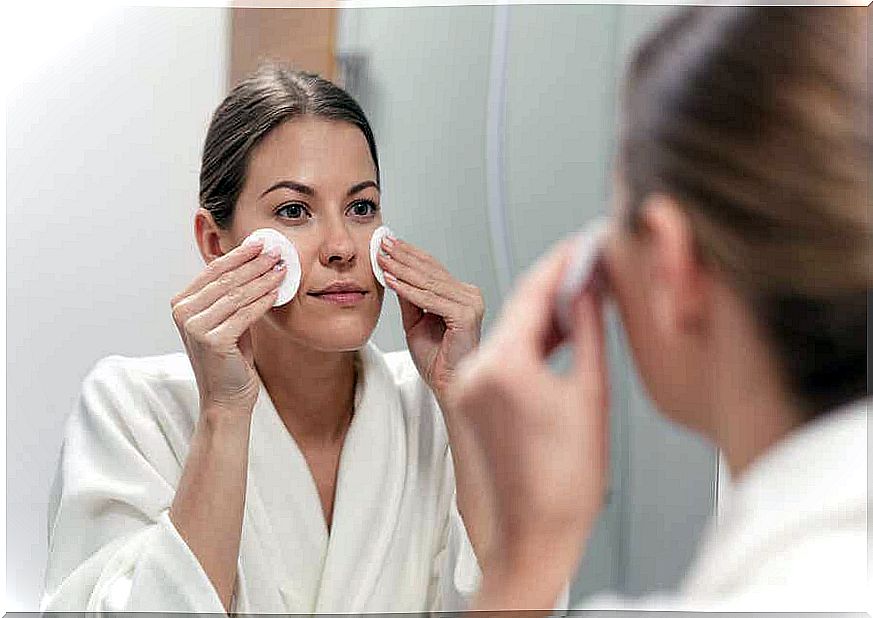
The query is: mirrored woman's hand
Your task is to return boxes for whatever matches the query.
[449,239,611,611]
[376,236,485,403]
[171,241,285,414]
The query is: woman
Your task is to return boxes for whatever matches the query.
[42,66,493,614]
[452,7,868,612]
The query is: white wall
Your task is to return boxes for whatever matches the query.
[6,7,229,609]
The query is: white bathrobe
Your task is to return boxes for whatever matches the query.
[580,397,869,612]
[42,342,484,613]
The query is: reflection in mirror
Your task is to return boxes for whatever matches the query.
[7,4,720,613]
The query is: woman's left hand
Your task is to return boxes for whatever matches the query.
[377,235,496,567]
[376,235,485,403]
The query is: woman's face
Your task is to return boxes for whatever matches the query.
[222,117,384,352]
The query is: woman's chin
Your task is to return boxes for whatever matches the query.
[309,335,371,353]
[264,300,382,352]
[297,318,377,353]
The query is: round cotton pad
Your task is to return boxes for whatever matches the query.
[242,228,301,307]
[370,225,393,287]
[555,217,609,337]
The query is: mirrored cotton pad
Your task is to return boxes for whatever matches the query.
[369,225,393,287]
[242,228,301,307]
[555,217,609,337]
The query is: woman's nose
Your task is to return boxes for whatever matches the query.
[318,223,357,267]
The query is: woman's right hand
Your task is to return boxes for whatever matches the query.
[170,240,286,414]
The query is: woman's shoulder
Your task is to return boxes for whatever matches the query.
[88,351,193,375]
[376,346,421,385]
[78,352,199,428]
[84,352,196,391]
[366,344,432,402]
[364,343,447,434]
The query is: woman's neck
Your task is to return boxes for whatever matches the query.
[710,375,802,481]
[705,287,804,480]
[250,328,358,447]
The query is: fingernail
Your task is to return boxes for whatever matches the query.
[273,261,286,271]
[384,272,397,284]
[267,247,281,259]
[382,236,395,248]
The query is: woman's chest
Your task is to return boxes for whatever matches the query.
[299,444,343,531]
[237,452,446,613]
[237,373,452,612]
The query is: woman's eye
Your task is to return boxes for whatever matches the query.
[348,200,379,218]
[276,203,309,220]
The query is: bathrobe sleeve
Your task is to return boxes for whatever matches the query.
[41,356,226,613]
[427,444,481,613]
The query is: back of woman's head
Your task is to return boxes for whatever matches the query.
[620,7,870,420]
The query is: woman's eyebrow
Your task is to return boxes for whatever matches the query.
[260,180,314,198]
[260,180,379,198]
[347,180,379,197]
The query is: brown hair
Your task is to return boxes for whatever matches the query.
[199,64,380,229]
[620,7,870,419]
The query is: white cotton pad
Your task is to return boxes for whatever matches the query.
[369,225,393,287]
[242,228,301,307]
[555,217,609,337]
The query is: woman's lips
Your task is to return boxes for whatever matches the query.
[308,291,368,305]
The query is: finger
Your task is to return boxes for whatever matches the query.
[382,237,447,277]
[378,251,485,322]
[175,240,266,300]
[175,250,281,322]
[184,265,285,335]
[384,272,463,322]
[570,290,608,397]
[569,290,610,473]
[206,286,281,344]
[377,252,472,306]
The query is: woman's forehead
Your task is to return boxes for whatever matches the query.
[247,117,377,190]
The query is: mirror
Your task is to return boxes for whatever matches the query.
[5,4,717,611]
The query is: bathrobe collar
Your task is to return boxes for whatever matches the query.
[681,397,868,597]
[238,340,408,613]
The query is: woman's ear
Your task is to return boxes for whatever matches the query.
[638,195,709,337]
[194,208,231,264]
